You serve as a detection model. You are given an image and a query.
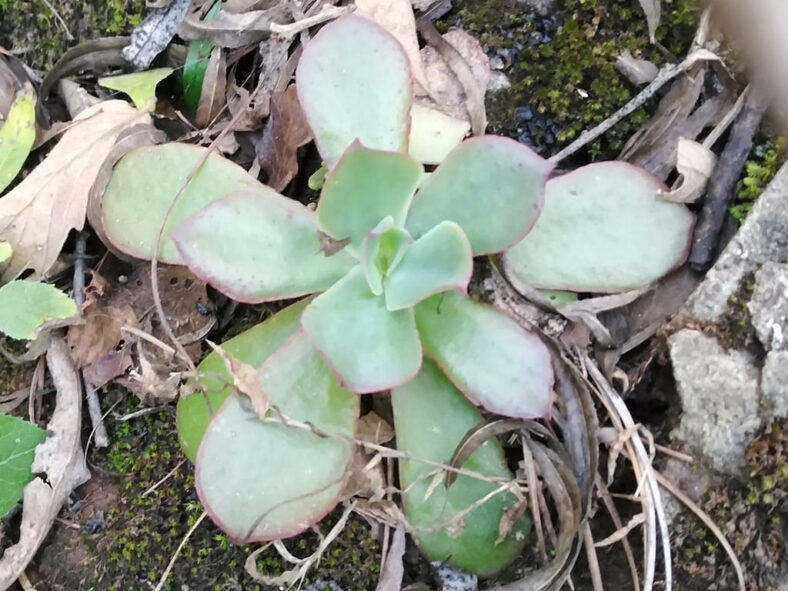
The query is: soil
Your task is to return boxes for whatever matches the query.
[1,0,786,590]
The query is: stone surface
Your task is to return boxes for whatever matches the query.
[668,329,762,474]
[762,351,788,417]
[748,262,788,351]
[686,165,788,322]
[668,164,788,478]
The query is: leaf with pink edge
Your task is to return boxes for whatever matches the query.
[296,15,413,167]
[171,192,354,303]
[317,144,422,252]
[301,266,422,393]
[384,221,473,311]
[176,298,308,462]
[415,291,553,418]
[102,143,271,263]
[195,331,357,542]
[392,359,529,574]
[503,162,694,293]
[406,136,553,255]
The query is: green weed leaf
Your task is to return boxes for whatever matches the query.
[0,414,46,517]
[98,68,174,111]
[0,87,35,194]
[0,281,77,340]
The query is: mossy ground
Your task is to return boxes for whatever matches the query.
[445,0,698,160]
[0,0,144,70]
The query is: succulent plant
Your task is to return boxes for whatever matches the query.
[99,13,693,575]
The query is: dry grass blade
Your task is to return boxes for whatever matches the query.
[207,340,269,420]
[195,48,227,128]
[582,524,604,591]
[595,475,641,591]
[154,511,208,591]
[376,524,406,591]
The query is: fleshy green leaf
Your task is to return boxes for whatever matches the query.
[296,15,413,167]
[0,414,46,516]
[0,87,35,194]
[415,291,553,418]
[102,143,272,263]
[0,281,77,340]
[183,0,222,110]
[177,299,308,462]
[408,103,469,165]
[172,192,355,303]
[406,136,553,255]
[361,220,412,296]
[392,359,528,574]
[384,221,473,311]
[317,144,422,252]
[98,68,174,111]
[301,266,422,393]
[196,331,357,541]
[503,162,695,292]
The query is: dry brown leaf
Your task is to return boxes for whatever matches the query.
[0,100,148,281]
[660,137,716,203]
[419,27,490,133]
[83,342,133,388]
[357,410,395,445]
[196,48,227,128]
[208,341,269,420]
[67,272,137,368]
[256,85,312,191]
[0,335,91,588]
[356,0,430,93]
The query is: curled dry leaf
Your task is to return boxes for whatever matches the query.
[357,410,395,445]
[0,335,91,588]
[0,100,149,281]
[177,5,290,49]
[660,137,716,203]
[207,341,270,420]
[83,342,134,388]
[418,27,490,134]
[376,524,407,591]
[256,85,312,191]
[356,0,430,93]
[195,48,227,128]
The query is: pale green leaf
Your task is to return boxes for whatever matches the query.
[503,162,694,292]
[384,221,472,311]
[177,299,308,462]
[406,136,553,255]
[296,15,413,167]
[98,68,174,111]
[172,192,355,303]
[0,414,46,516]
[361,219,411,296]
[301,266,422,393]
[317,144,422,252]
[102,143,271,263]
[0,281,77,340]
[408,103,469,165]
[0,87,35,194]
[415,291,553,418]
[0,242,11,265]
[392,359,528,574]
[196,331,357,541]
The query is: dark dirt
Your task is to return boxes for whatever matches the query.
[1,0,786,590]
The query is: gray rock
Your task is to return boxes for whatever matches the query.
[748,262,788,351]
[686,165,788,322]
[762,351,788,417]
[668,329,762,474]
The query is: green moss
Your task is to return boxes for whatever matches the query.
[0,0,145,70]
[730,136,786,221]
[447,0,698,160]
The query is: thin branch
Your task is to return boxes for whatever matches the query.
[154,511,207,591]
